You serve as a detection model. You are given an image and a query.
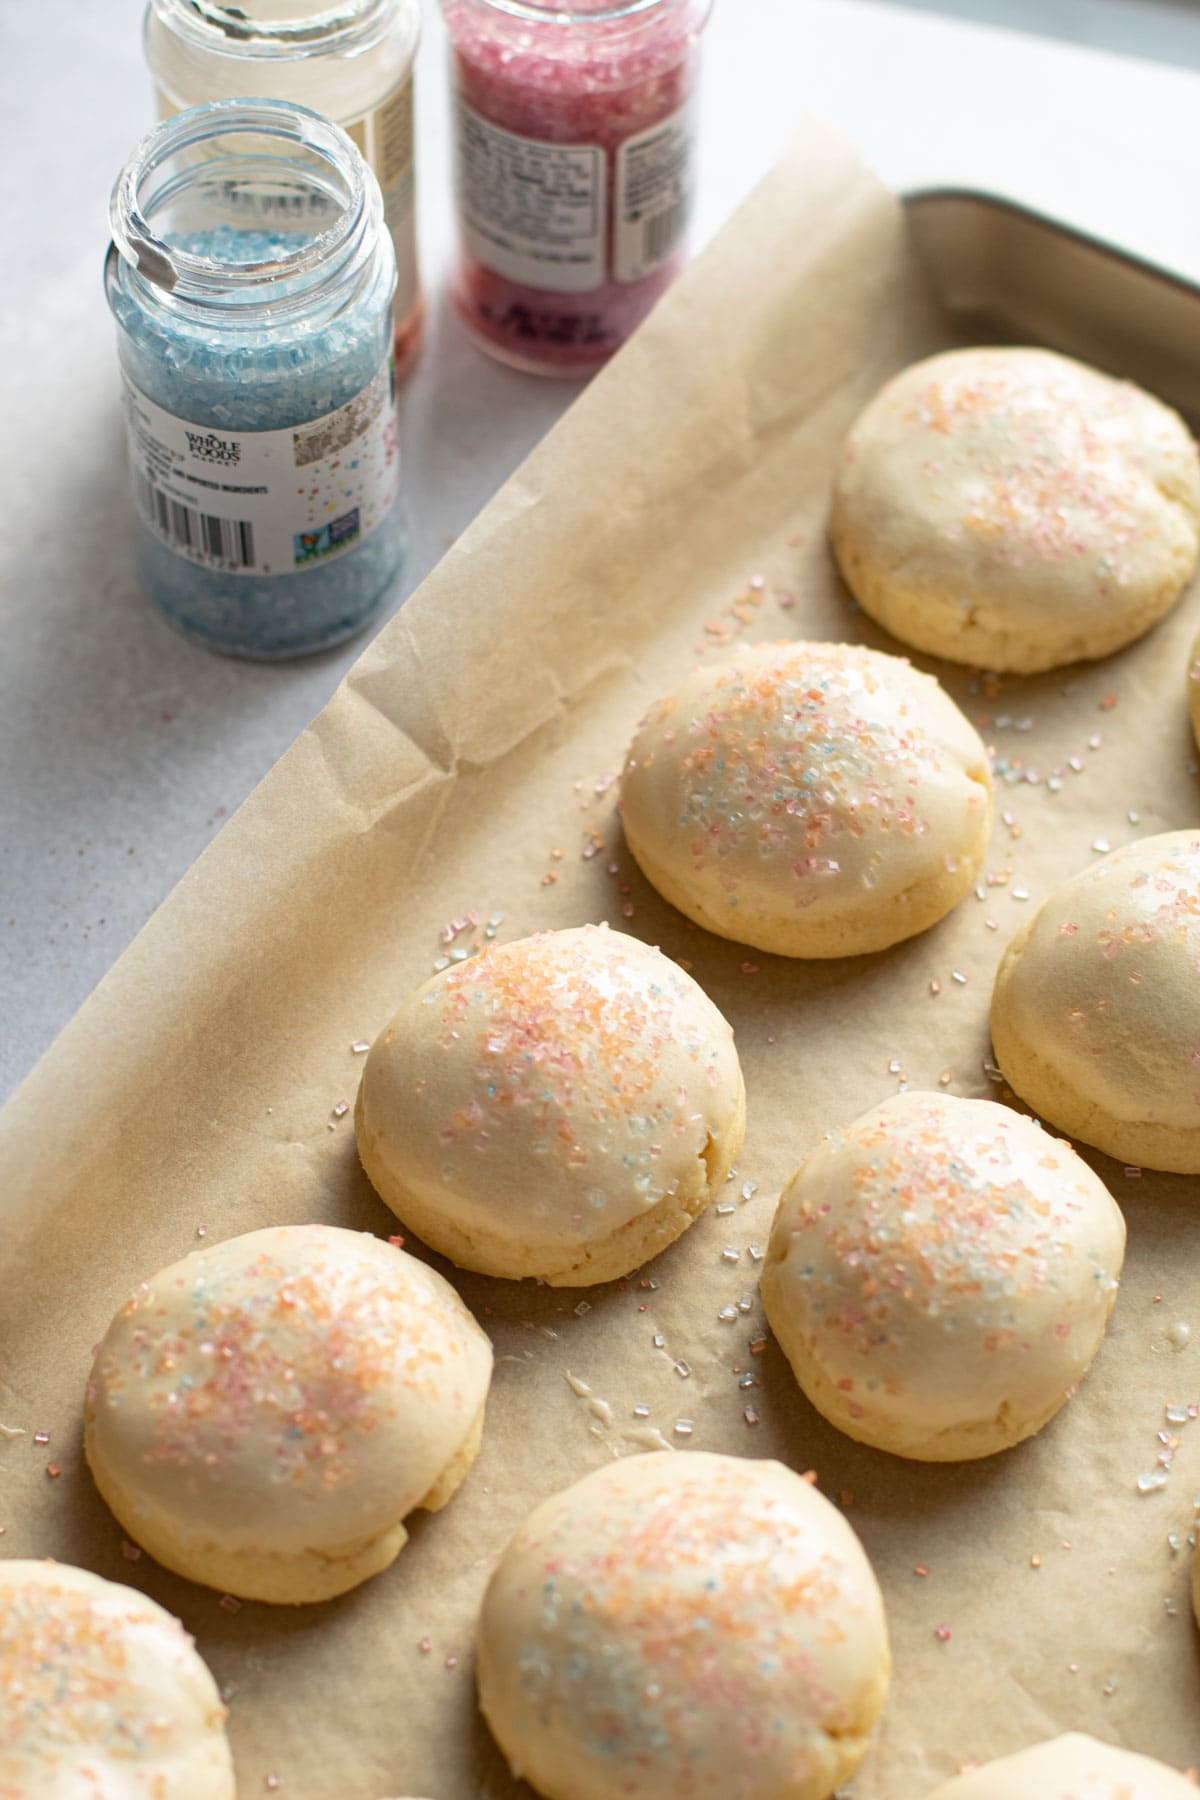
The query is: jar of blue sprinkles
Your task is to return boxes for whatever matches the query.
[105,98,404,659]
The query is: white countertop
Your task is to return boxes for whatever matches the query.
[5,0,1200,1102]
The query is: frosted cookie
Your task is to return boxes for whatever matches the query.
[922,1733,1197,1798]
[618,641,991,958]
[477,1451,890,1800]
[85,1224,492,1604]
[830,346,1200,673]
[761,1092,1125,1461]
[991,831,1200,1172]
[356,924,745,1285]
[1187,622,1200,750]
[0,1560,234,1797]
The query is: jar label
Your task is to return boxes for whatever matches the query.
[345,73,420,321]
[120,356,400,578]
[452,101,606,295]
[614,101,696,284]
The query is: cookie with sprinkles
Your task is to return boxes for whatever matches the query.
[0,1559,234,1796]
[355,923,746,1285]
[84,1224,493,1604]
[921,1732,1198,1797]
[761,1092,1125,1461]
[830,346,1200,673]
[476,1450,890,1800]
[1186,619,1200,751]
[991,831,1200,1172]
[618,640,991,957]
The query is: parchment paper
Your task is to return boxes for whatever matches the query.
[4,119,1200,1799]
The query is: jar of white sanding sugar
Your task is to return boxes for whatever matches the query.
[144,0,424,374]
[105,98,404,659]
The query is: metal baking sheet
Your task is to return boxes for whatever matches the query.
[905,186,1200,421]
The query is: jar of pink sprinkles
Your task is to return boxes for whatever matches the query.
[440,0,712,375]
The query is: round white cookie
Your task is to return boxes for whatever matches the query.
[991,830,1200,1172]
[85,1224,493,1604]
[923,1733,1197,1798]
[1187,622,1200,750]
[477,1451,890,1800]
[0,1560,234,1797]
[619,641,991,958]
[355,924,746,1285]
[830,346,1200,673]
[762,1092,1125,1461]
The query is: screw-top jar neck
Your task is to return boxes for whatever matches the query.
[145,0,400,58]
[108,98,386,323]
[463,0,690,20]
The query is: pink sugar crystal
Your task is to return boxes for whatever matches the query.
[442,0,711,373]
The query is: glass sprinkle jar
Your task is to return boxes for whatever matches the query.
[440,0,712,377]
[105,99,404,659]
[144,0,424,374]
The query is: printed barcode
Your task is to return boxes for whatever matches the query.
[641,198,687,267]
[135,471,255,568]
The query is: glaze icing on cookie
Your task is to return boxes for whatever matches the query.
[85,1224,493,1603]
[991,831,1200,1172]
[619,640,991,957]
[762,1092,1125,1460]
[355,924,745,1285]
[831,346,1200,673]
[477,1451,890,1800]
[0,1560,234,1797]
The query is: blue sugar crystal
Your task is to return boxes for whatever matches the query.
[108,227,403,660]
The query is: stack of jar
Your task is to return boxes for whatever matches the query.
[107,0,713,658]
